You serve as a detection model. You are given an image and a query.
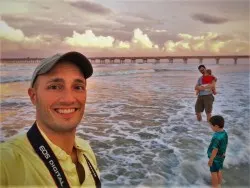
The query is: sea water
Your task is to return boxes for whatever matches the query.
[0,59,249,187]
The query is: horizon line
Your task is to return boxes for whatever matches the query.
[1,54,250,60]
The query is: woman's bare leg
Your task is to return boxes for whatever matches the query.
[196,113,202,121]
[206,113,211,122]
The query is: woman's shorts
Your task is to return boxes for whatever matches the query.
[195,94,214,114]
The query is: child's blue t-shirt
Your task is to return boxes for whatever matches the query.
[207,130,228,162]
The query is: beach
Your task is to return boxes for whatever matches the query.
[0,60,249,187]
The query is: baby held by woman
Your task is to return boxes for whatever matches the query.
[196,69,217,95]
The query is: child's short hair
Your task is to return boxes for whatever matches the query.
[209,115,224,128]
[206,69,212,75]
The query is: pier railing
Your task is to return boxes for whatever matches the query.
[1,55,249,64]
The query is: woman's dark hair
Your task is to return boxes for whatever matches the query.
[198,65,206,70]
[209,115,224,128]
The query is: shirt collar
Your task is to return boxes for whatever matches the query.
[36,123,83,161]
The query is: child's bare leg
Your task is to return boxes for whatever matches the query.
[211,172,219,188]
[218,170,222,186]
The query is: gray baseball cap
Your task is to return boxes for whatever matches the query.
[30,51,93,87]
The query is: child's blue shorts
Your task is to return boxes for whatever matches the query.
[210,161,223,172]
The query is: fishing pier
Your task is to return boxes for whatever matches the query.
[1,55,249,64]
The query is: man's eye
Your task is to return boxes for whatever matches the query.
[75,86,85,90]
[48,85,62,90]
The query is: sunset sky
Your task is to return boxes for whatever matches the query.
[0,0,249,58]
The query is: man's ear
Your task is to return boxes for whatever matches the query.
[28,87,37,105]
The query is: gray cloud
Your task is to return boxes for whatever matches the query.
[69,0,112,15]
[1,15,81,38]
[114,13,164,32]
[209,34,233,41]
[148,32,178,47]
[91,29,131,41]
[41,5,50,10]
[192,13,229,24]
[2,14,130,44]
[1,0,119,39]
[1,12,179,48]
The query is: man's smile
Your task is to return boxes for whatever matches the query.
[53,108,80,119]
[55,108,77,114]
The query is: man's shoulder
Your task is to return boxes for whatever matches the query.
[1,134,30,159]
[1,133,27,147]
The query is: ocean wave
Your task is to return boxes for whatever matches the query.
[94,69,155,77]
[0,64,196,83]
[0,77,31,84]
[94,67,194,77]
[154,68,194,72]
[1,100,29,108]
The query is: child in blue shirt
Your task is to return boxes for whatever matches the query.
[207,115,228,188]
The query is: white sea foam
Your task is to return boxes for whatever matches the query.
[1,62,249,187]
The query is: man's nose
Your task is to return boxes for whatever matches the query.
[59,89,76,104]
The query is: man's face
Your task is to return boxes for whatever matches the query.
[28,62,87,133]
[199,67,206,75]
